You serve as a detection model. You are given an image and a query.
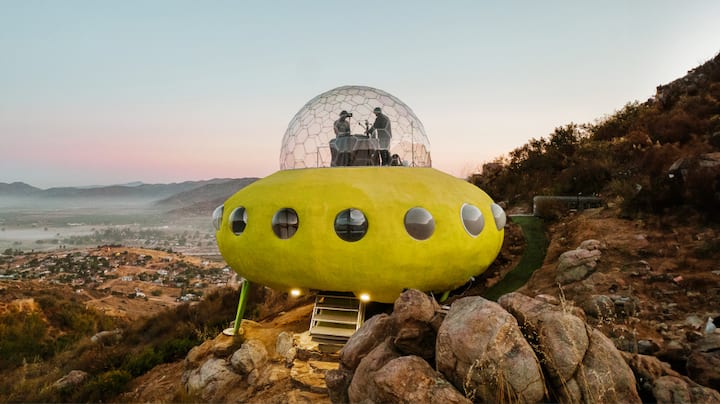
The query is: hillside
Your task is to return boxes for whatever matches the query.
[473,51,720,220]
[0,182,41,196]
[158,178,258,216]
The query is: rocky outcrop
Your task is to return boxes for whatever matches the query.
[622,351,720,403]
[372,356,470,403]
[556,241,603,284]
[686,333,720,392]
[339,313,393,370]
[391,288,441,360]
[230,339,268,375]
[52,370,88,392]
[180,329,329,402]
[436,296,546,402]
[328,289,645,403]
[654,53,719,109]
[499,292,641,403]
[90,328,122,345]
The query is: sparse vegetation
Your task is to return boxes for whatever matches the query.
[0,286,242,403]
[474,52,720,222]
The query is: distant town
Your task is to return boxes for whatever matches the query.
[0,245,235,317]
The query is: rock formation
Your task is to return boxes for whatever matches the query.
[327,289,645,403]
[181,288,719,403]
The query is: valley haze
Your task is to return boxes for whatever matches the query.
[0,178,256,253]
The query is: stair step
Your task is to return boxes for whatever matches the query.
[310,325,356,338]
[314,296,359,310]
[313,310,360,324]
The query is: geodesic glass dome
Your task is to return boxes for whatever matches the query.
[279,85,431,169]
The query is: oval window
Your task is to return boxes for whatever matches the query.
[461,204,484,236]
[404,207,435,240]
[334,208,368,242]
[212,205,224,231]
[272,208,299,239]
[229,207,248,235]
[491,203,507,230]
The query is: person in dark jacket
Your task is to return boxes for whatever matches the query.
[369,107,392,165]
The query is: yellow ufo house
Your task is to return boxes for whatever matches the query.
[214,86,505,304]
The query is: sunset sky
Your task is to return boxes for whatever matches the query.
[2,1,719,188]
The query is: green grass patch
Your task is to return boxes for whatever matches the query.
[483,216,548,301]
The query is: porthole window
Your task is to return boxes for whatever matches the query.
[272,208,299,239]
[491,203,507,230]
[229,207,248,235]
[404,207,435,240]
[461,203,484,236]
[212,205,224,231]
[334,208,368,242]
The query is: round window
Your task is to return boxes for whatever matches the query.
[404,207,435,240]
[272,208,299,239]
[461,204,484,236]
[491,203,507,230]
[334,208,368,242]
[212,205,224,231]
[229,207,248,235]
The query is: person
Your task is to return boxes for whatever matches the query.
[333,110,351,137]
[368,107,392,165]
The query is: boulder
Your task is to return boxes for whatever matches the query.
[581,295,615,319]
[622,351,720,403]
[687,333,720,391]
[579,328,642,403]
[185,333,242,368]
[556,248,602,284]
[637,339,660,355]
[90,328,122,345]
[579,239,605,251]
[183,357,242,401]
[499,292,641,403]
[654,376,720,403]
[52,370,88,391]
[499,293,588,402]
[276,331,295,358]
[391,289,441,360]
[230,339,268,375]
[339,313,392,370]
[325,366,353,404]
[290,360,337,394]
[247,363,290,388]
[656,340,691,373]
[392,288,440,324]
[372,356,470,404]
[436,296,546,403]
[347,338,400,403]
[581,294,640,321]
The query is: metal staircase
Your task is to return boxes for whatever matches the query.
[309,293,365,345]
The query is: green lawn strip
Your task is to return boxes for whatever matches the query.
[483,216,548,301]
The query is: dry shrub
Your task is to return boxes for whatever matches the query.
[554,161,612,196]
[640,144,682,177]
[678,94,720,120]
[684,165,720,221]
[649,108,700,144]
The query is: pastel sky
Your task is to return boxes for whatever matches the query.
[1,1,719,188]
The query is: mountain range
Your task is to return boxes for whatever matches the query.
[0,178,258,213]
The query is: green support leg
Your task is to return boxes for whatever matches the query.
[232,279,251,335]
[439,290,450,303]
